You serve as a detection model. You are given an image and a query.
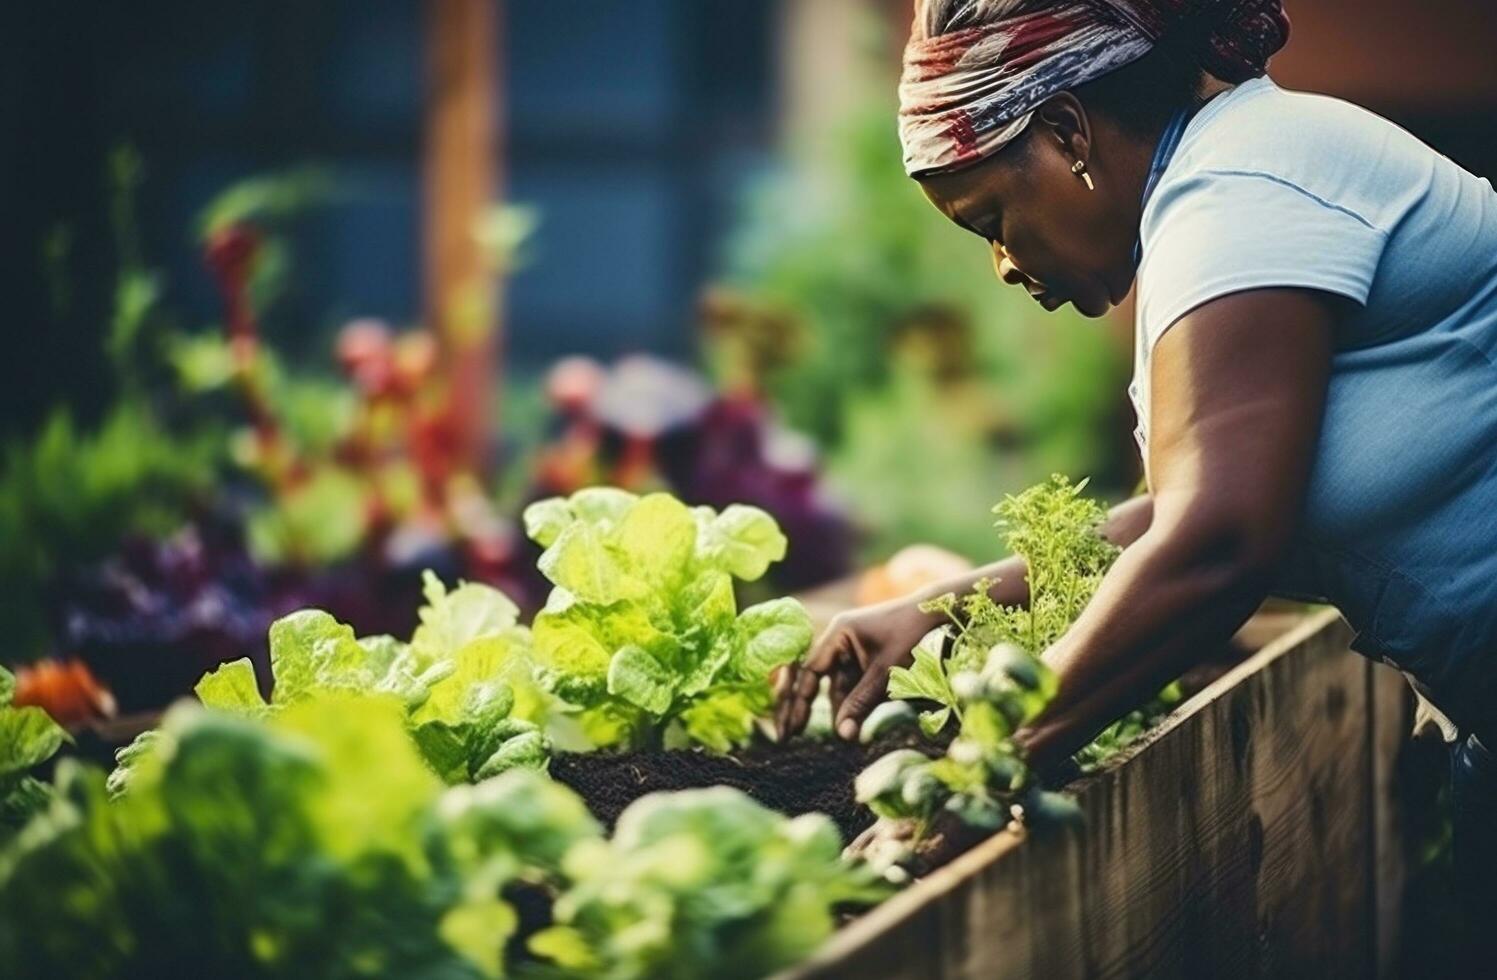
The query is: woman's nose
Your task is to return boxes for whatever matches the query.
[991,244,1028,286]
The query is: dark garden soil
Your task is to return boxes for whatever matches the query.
[551,730,949,843]
[503,880,556,966]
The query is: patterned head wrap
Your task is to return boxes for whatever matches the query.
[899,0,1290,176]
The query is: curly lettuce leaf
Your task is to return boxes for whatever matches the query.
[541,522,641,606]
[435,767,600,882]
[411,570,521,667]
[0,706,67,780]
[267,608,369,702]
[411,682,517,784]
[677,687,767,754]
[612,492,697,588]
[522,496,574,548]
[174,574,546,787]
[474,729,550,779]
[193,658,268,715]
[533,787,886,979]
[567,486,638,529]
[607,644,677,716]
[523,490,811,752]
[734,598,814,680]
[695,505,787,582]
[532,591,614,702]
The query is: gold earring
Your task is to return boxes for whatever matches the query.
[1072,159,1096,191]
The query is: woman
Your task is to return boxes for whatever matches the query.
[775,0,1497,935]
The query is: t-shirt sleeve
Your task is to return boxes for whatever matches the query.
[1137,168,1389,348]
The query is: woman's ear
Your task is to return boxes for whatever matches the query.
[1034,93,1092,168]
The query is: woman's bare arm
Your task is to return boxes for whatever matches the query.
[1016,288,1336,768]
[776,494,1154,740]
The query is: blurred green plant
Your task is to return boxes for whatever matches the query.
[1,148,234,660]
[718,101,1125,561]
[197,165,336,320]
[0,405,220,656]
[530,787,887,979]
[112,572,548,795]
[0,665,69,837]
[0,698,598,980]
[9,154,220,643]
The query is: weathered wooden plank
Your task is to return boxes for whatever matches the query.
[1369,661,1413,979]
[783,609,1394,980]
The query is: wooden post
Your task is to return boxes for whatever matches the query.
[422,0,499,477]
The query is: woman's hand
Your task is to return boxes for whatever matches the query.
[775,597,942,742]
[774,498,1153,744]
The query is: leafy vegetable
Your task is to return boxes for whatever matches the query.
[0,666,69,836]
[857,477,1132,868]
[885,630,958,738]
[857,642,1076,846]
[115,571,548,791]
[882,475,1115,744]
[524,489,814,752]
[1073,680,1184,772]
[919,475,1118,667]
[878,476,1109,729]
[857,700,918,744]
[858,477,1193,874]
[914,476,1180,769]
[0,697,598,980]
[530,787,887,980]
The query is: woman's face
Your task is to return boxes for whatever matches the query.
[917,110,1140,319]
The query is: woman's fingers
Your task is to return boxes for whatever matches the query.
[775,657,829,741]
[828,661,856,718]
[833,660,893,740]
[773,665,803,740]
[776,625,853,741]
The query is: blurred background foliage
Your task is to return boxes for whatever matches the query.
[718,102,1125,558]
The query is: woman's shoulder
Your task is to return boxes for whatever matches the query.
[1134,80,1421,350]
[1158,77,1437,228]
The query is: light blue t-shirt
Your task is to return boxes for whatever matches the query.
[1132,76,1497,731]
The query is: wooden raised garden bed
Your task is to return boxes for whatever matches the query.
[780,607,1412,980]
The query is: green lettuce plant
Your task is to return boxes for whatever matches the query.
[112,571,548,795]
[0,697,599,980]
[0,666,69,836]
[529,787,888,980]
[523,488,814,752]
